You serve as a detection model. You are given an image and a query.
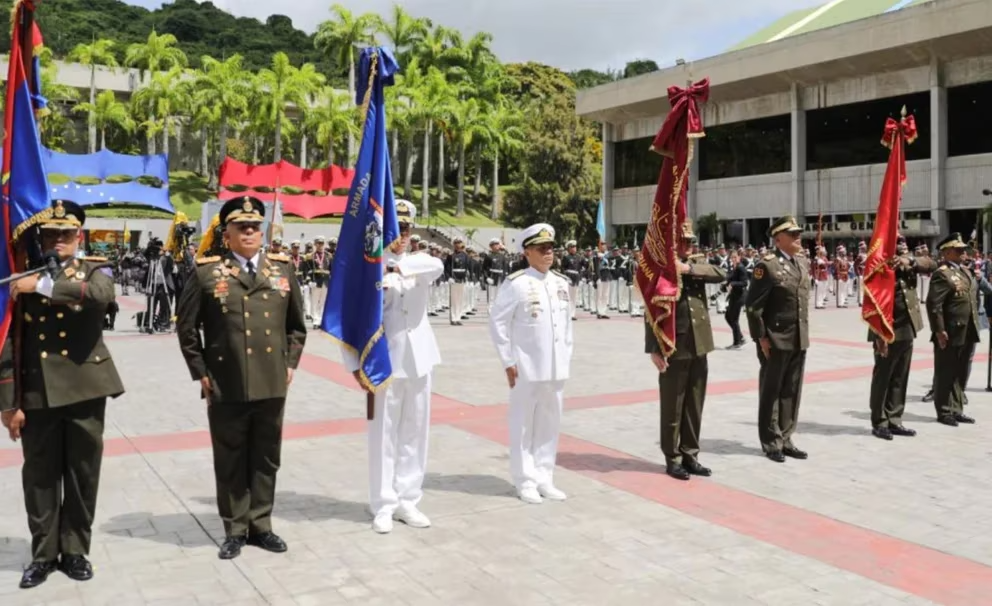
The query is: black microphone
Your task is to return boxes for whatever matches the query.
[41,250,61,278]
[983,189,992,196]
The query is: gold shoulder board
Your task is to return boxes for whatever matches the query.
[507,269,526,281]
[763,254,776,261]
[82,256,108,262]
[266,253,290,262]
[196,255,222,265]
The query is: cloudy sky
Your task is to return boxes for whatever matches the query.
[124,0,827,71]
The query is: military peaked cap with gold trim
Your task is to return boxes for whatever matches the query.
[520,223,555,251]
[937,232,968,251]
[41,200,86,230]
[219,196,265,225]
[768,215,803,238]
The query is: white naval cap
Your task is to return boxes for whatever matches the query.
[489,237,501,246]
[520,223,555,252]
[396,199,416,225]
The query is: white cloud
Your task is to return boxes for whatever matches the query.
[131,0,827,71]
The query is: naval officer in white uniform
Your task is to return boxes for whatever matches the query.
[489,223,574,504]
[343,200,445,534]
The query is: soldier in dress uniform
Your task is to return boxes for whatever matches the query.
[812,247,830,308]
[834,249,850,308]
[482,238,508,308]
[925,233,979,427]
[176,196,307,560]
[593,242,611,319]
[0,200,125,589]
[724,249,749,348]
[445,238,470,325]
[306,236,332,329]
[288,241,312,321]
[268,237,285,255]
[645,220,725,481]
[868,236,937,439]
[560,240,584,320]
[745,216,811,463]
[489,223,573,504]
[344,201,445,534]
[855,241,868,305]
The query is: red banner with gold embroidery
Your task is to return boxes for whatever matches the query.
[862,111,917,343]
[635,79,708,357]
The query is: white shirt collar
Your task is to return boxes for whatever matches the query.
[526,266,549,280]
[778,248,793,262]
[231,250,261,270]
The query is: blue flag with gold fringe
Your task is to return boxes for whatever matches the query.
[322,47,400,390]
[0,0,51,347]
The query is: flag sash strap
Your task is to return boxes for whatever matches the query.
[635,78,709,358]
[861,113,918,344]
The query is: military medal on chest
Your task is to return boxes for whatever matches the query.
[527,283,542,318]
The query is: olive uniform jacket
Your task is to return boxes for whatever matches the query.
[645,256,727,360]
[925,261,980,348]
[867,255,937,343]
[176,252,308,404]
[0,257,125,411]
[745,249,811,351]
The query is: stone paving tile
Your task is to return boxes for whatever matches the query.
[0,295,985,605]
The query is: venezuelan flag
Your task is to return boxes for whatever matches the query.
[0,0,52,345]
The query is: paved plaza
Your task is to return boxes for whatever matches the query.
[1,292,991,605]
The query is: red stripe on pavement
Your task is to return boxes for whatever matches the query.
[451,417,992,606]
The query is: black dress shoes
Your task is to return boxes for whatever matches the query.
[783,446,808,460]
[665,462,691,481]
[19,561,56,589]
[683,458,712,477]
[218,536,246,560]
[954,413,975,424]
[247,532,288,553]
[766,451,786,463]
[938,416,959,427]
[872,426,893,441]
[889,425,917,437]
[59,555,94,581]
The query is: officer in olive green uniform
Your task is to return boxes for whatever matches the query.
[645,221,726,481]
[925,233,979,427]
[0,200,124,589]
[745,216,810,463]
[868,237,937,439]
[176,197,307,560]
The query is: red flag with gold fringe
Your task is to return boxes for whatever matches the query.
[635,79,708,358]
[861,108,917,343]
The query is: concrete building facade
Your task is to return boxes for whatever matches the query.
[577,0,992,249]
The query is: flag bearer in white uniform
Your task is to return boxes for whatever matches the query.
[343,200,444,534]
[489,223,574,504]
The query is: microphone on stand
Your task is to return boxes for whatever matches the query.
[41,250,61,278]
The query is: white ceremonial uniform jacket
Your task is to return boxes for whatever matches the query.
[343,251,445,379]
[489,266,573,382]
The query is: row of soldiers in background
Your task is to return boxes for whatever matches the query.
[559,242,644,320]
[268,236,335,329]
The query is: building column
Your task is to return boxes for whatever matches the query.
[601,122,616,244]
[688,144,700,221]
[930,55,947,240]
[741,218,748,248]
[790,83,807,220]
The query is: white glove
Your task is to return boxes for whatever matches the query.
[487,278,494,285]
[448,278,455,284]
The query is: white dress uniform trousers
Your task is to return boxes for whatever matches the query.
[595,280,610,315]
[343,252,445,518]
[449,281,465,321]
[814,279,828,308]
[311,284,328,325]
[567,284,578,319]
[489,268,574,491]
[301,283,313,319]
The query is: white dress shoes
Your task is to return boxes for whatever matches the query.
[393,507,431,528]
[517,487,543,504]
[538,484,568,501]
[372,513,394,534]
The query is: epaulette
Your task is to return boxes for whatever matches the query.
[688,253,705,260]
[82,256,108,262]
[552,270,568,281]
[507,269,526,280]
[266,253,290,262]
[304,253,313,261]
[196,255,221,265]
[763,253,776,261]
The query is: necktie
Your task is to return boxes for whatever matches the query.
[246,260,256,279]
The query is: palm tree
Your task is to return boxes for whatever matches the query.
[37,57,80,151]
[256,53,325,163]
[314,4,377,163]
[375,4,430,66]
[450,98,489,216]
[73,90,134,150]
[306,87,356,168]
[293,62,327,168]
[67,39,119,153]
[125,31,188,154]
[411,66,453,218]
[133,66,187,157]
[485,103,525,220]
[195,54,250,182]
